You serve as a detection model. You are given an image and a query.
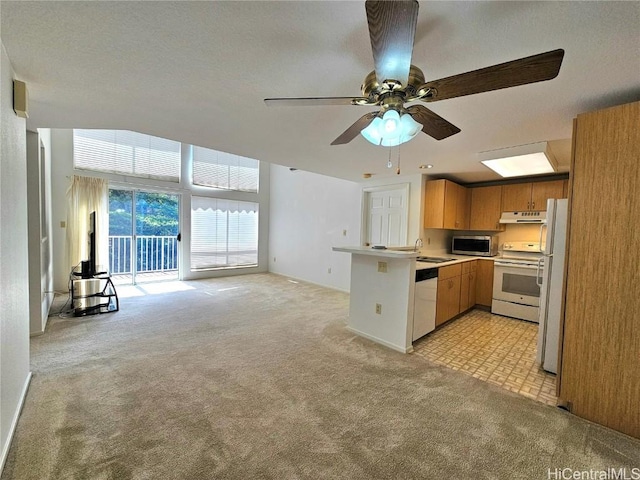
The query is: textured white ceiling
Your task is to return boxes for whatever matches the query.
[2,1,639,182]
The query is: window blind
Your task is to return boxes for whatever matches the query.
[192,146,259,192]
[74,129,181,182]
[190,197,258,269]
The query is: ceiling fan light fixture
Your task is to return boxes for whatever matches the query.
[400,112,421,139]
[360,116,384,145]
[479,142,558,178]
[360,109,421,147]
[381,109,400,134]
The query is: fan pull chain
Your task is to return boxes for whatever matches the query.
[396,145,401,175]
[387,147,393,169]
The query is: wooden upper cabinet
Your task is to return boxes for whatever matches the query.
[456,185,471,230]
[469,185,504,231]
[443,181,458,229]
[531,180,564,210]
[502,180,565,211]
[501,183,532,211]
[424,179,469,230]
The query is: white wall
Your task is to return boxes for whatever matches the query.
[27,129,54,335]
[0,42,32,472]
[268,165,361,292]
[49,129,74,291]
[268,167,428,292]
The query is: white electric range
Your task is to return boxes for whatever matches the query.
[492,241,544,323]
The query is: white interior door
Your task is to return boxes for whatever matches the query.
[363,184,409,247]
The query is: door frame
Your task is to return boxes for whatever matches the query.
[361,183,410,247]
[108,185,182,284]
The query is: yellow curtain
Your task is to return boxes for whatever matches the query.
[66,175,108,275]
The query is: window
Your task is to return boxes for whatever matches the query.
[191,197,258,269]
[192,146,259,192]
[73,130,181,182]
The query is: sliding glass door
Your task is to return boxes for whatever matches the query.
[109,189,180,284]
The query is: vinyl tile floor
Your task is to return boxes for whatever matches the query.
[413,309,557,406]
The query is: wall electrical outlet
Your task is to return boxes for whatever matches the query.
[327,267,332,274]
[273,257,276,263]
[60,221,66,228]
[375,303,382,314]
[377,261,387,273]
[342,229,347,236]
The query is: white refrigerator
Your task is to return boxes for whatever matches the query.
[536,198,568,374]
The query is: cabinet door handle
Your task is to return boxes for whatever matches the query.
[527,201,530,209]
[532,201,535,209]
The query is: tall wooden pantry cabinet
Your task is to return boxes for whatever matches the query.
[558,101,639,438]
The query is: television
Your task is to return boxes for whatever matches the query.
[81,211,97,278]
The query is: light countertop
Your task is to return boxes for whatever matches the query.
[416,255,498,270]
[333,246,498,267]
[332,246,420,259]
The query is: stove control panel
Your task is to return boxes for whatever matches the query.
[503,242,541,252]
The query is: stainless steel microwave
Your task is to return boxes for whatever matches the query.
[451,235,498,257]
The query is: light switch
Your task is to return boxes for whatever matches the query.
[60,221,66,228]
[377,261,387,273]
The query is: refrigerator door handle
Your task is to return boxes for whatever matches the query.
[538,223,547,253]
[536,258,544,287]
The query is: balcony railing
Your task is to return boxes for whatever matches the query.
[109,235,178,275]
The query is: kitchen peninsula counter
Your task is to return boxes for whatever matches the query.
[334,246,497,353]
[333,246,419,353]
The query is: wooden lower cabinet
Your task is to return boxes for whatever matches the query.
[475,259,495,307]
[459,261,477,312]
[435,264,462,327]
[435,260,491,328]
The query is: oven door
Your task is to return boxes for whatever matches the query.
[492,262,542,307]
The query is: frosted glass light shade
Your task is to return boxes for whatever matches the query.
[360,117,383,145]
[361,110,422,147]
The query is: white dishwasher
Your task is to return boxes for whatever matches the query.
[413,267,438,341]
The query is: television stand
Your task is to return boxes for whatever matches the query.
[70,271,119,317]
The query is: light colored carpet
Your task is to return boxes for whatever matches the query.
[2,273,639,479]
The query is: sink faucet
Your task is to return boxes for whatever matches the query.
[414,238,423,252]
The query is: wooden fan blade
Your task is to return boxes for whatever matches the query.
[406,105,460,140]
[419,49,565,102]
[331,112,379,145]
[264,97,371,107]
[365,0,419,87]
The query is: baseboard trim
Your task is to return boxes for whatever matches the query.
[346,326,413,354]
[0,371,33,474]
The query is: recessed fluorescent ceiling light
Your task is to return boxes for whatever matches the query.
[479,142,557,178]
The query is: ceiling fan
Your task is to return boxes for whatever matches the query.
[264,0,564,147]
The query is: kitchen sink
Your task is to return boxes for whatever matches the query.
[416,256,456,263]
